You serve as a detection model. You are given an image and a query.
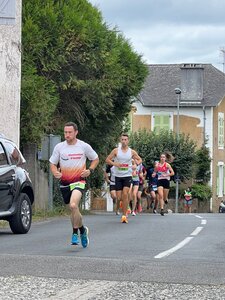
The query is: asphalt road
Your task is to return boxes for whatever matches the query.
[0,212,225,299]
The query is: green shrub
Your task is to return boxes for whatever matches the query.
[191,183,212,202]
[129,129,196,182]
[194,146,211,183]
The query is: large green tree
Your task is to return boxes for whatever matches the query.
[21,0,148,159]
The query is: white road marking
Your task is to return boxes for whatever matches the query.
[190,226,203,236]
[195,215,203,219]
[154,237,193,259]
[155,215,207,259]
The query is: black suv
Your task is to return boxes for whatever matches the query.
[0,134,34,234]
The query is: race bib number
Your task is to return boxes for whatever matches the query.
[118,163,129,171]
[152,184,157,191]
[132,175,139,181]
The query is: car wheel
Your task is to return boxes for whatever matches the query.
[219,207,222,213]
[9,193,32,234]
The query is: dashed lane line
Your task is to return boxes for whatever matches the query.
[154,215,207,259]
[190,226,203,236]
[154,237,193,259]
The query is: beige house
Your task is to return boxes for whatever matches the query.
[132,64,225,212]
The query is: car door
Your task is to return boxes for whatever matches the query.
[0,142,15,212]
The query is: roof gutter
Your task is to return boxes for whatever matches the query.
[136,94,145,105]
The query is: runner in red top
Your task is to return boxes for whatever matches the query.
[153,152,174,216]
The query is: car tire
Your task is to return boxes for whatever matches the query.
[9,193,32,234]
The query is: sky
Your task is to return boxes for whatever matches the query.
[88,0,225,72]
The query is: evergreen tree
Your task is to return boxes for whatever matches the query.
[21,0,148,157]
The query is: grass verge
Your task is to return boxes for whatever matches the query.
[0,206,92,228]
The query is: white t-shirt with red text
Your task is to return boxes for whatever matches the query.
[49,139,98,185]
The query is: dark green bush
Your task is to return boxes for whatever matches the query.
[191,183,212,202]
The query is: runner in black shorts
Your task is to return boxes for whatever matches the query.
[106,133,142,224]
[146,162,159,213]
[104,164,120,215]
[49,122,99,247]
[136,164,146,213]
[154,152,174,216]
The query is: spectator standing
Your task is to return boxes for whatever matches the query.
[184,187,192,213]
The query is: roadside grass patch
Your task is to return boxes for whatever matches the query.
[32,206,91,222]
[0,220,8,228]
[0,206,92,228]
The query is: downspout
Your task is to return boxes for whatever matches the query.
[203,105,206,146]
[203,105,213,212]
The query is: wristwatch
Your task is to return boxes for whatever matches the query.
[89,168,94,174]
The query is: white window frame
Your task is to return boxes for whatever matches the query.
[217,161,224,197]
[223,165,225,196]
[218,112,224,149]
[0,0,16,25]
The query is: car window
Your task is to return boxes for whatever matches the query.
[0,142,8,166]
[4,141,25,166]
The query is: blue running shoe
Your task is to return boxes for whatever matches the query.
[71,233,79,245]
[80,226,89,248]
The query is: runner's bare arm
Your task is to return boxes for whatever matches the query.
[104,170,110,184]
[167,163,175,176]
[81,157,99,178]
[50,163,62,179]
[105,148,120,167]
[132,150,142,165]
[89,157,99,171]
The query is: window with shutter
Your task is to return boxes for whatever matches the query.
[216,165,219,196]
[0,0,16,25]
[217,163,224,197]
[223,165,225,196]
[218,112,224,149]
[152,113,171,133]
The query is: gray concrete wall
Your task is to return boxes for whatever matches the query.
[0,0,21,145]
[23,144,49,211]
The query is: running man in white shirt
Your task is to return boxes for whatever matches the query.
[49,122,99,247]
[105,133,142,224]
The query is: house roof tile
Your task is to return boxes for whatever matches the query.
[138,64,225,107]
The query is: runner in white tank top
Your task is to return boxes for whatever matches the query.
[114,145,132,177]
[106,133,142,224]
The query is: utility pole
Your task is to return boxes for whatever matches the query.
[221,48,225,73]
[174,88,182,213]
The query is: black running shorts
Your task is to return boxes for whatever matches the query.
[115,176,132,191]
[157,179,170,189]
[60,182,85,204]
[110,184,116,191]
